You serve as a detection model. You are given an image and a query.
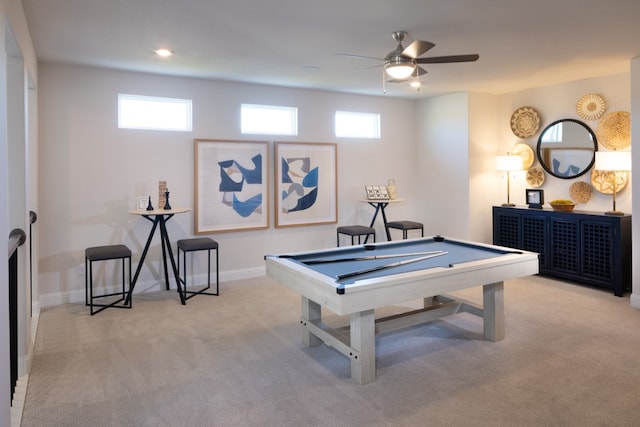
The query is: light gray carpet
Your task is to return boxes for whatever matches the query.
[21,275,640,426]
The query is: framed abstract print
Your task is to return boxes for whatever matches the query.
[275,142,337,228]
[194,139,269,233]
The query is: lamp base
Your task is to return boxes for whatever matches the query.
[605,210,625,216]
[501,203,515,207]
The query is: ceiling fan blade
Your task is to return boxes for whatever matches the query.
[335,53,383,61]
[416,66,428,76]
[402,40,435,58]
[416,54,479,64]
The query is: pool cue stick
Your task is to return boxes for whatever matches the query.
[302,250,445,265]
[336,251,448,281]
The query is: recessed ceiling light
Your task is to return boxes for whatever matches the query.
[155,49,172,57]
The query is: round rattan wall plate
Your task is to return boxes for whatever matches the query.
[569,181,592,203]
[576,94,606,121]
[510,107,540,138]
[596,111,631,150]
[590,169,628,195]
[512,143,535,169]
[525,166,545,188]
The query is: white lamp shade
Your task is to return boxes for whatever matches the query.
[595,151,632,171]
[495,155,523,171]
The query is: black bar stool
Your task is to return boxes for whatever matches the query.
[85,244,132,315]
[337,225,376,247]
[386,221,424,240]
[177,238,219,300]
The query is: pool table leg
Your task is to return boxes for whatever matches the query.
[301,297,322,347]
[483,281,505,341]
[350,309,375,384]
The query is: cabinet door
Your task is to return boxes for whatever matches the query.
[549,217,579,275]
[580,220,614,285]
[493,209,521,248]
[522,214,547,270]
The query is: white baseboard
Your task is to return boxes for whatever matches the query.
[630,292,640,309]
[38,266,266,308]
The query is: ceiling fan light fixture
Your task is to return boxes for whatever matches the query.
[155,48,172,57]
[384,56,416,80]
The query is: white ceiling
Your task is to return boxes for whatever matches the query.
[21,0,640,98]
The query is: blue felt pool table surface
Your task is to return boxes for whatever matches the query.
[280,236,520,290]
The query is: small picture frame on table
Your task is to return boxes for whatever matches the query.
[526,189,544,209]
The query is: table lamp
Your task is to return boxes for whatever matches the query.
[495,154,523,206]
[594,150,632,215]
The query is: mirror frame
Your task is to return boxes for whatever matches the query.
[536,118,598,180]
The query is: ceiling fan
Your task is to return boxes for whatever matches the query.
[339,31,479,86]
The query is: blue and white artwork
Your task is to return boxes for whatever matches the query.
[195,140,268,233]
[218,154,263,217]
[275,142,337,228]
[280,156,319,213]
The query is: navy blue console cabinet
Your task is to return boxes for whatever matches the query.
[493,206,631,297]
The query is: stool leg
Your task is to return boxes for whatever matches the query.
[207,248,211,290]
[127,256,132,308]
[89,260,94,315]
[121,256,125,299]
[215,248,219,295]
[85,257,89,306]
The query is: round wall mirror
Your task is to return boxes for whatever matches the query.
[536,119,597,179]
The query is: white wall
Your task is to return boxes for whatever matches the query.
[415,92,473,239]
[37,63,420,305]
[630,57,640,309]
[0,0,38,423]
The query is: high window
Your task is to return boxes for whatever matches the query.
[118,94,192,131]
[241,104,298,135]
[335,111,381,139]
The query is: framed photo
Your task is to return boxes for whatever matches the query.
[194,139,269,234]
[526,188,544,209]
[275,142,338,228]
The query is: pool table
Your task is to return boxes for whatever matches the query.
[265,236,539,384]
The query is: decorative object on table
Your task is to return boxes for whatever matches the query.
[163,190,171,210]
[549,200,576,212]
[596,111,631,150]
[274,142,337,228]
[525,166,545,188]
[158,180,167,211]
[569,182,592,204]
[594,150,632,215]
[576,93,606,121]
[510,106,541,138]
[194,139,269,234]
[386,179,397,199]
[525,189,544,209]
[365,185,390,200]
[146,195,154,211]
[512,143,535,169]
[495,154,523,206]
